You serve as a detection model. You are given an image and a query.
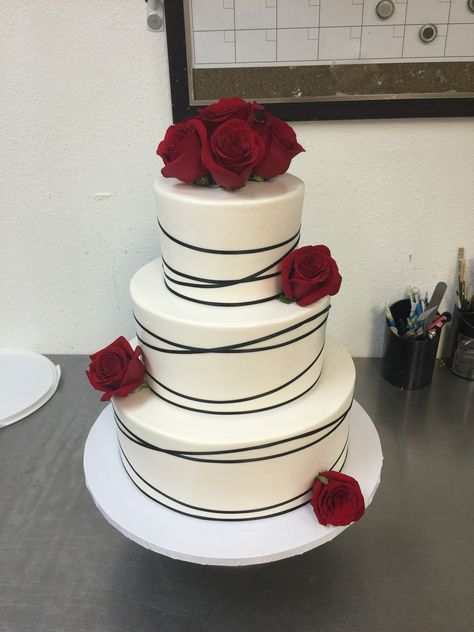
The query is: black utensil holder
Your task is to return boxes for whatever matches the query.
[381,299,440,389]
[450,308,474,381]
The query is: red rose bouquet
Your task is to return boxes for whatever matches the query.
[311,471,365,527]
[156,97,304,189]
[86,337,146,401]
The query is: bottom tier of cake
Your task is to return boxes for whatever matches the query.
[113,336,355,521]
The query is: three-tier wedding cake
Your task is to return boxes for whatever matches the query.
[87,98,362,525]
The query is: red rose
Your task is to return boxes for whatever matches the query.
[197,97,262,129]
[202,119,266,189]
[281,245,342,307]
[86,336,145,401]
[156,118,209,183]
[254,113,304,179]
[311,471,365,527]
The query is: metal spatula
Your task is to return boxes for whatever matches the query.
[424,282,447,331]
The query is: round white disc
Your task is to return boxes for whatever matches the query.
[0,349,61,427]
[84,400,383,566]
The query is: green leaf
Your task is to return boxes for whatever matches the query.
[317,475,329,485]
[132,383,149,394]
[193,176,212,187]
[278,293,296,304]
[250,174,265,182]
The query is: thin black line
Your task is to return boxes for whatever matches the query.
[358,0,364,60]
[317,0,321,60]
[134,305,330,354]
[146,343,324,405]
[338,449,348,473]
[275,0,279,62]
[119,445,311,515]
[444,2,452,57]
[164,278,281,307]
[113,399,352,458]
[118,399,347,459]
[118,443,348,521]
[330,434,349,471]
[233,0,236,62]
[138,313,328,356]
[190,0,196,67]
[401,0,407,58]
[121,461,312,521]
[191,22,468,33]
[146,368,326,416]
[158,220,301,256]
[163,262,280,288]
[443,54,474,58]
[193,53,474,65]
[161,233,299,289]
[162,259,278,285]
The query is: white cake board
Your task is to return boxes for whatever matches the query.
[84,401,383,566]
[0,349,61,428]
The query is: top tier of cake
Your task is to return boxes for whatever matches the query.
[155,174,304,307]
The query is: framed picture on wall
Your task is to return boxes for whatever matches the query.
[164,0,474,122]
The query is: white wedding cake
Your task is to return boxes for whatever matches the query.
[112,174,355,521]
[84,98,363,525]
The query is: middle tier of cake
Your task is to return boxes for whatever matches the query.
[132,258,330,415]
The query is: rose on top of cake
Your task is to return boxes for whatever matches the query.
[156,97,304,190]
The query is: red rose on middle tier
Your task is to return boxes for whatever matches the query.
[86,336,145,401]
[281,245,342,307]
[202,119,266,189]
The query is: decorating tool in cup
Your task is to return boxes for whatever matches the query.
[425,282,447,329]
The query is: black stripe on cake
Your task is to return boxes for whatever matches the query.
[161,232,299,290]
[144,343,324,405]
[113,399,352,462]
[163,280,282,307]
[158,220,301,256]
[117,439,349,521]
[133,304,330,354]
[145,369,325,416]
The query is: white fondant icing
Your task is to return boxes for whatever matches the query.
[132,259,330,414]
[154,174,304,305]
[113,337,355,520]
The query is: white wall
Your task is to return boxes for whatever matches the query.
[1,1,473,357]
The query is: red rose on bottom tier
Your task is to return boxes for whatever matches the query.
[281,245,342,307]
[311,471,365,527]
[86,336,145,401]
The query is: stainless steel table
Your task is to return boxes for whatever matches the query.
[1,357,473,632]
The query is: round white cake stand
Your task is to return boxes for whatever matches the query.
[84,400,383,567]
